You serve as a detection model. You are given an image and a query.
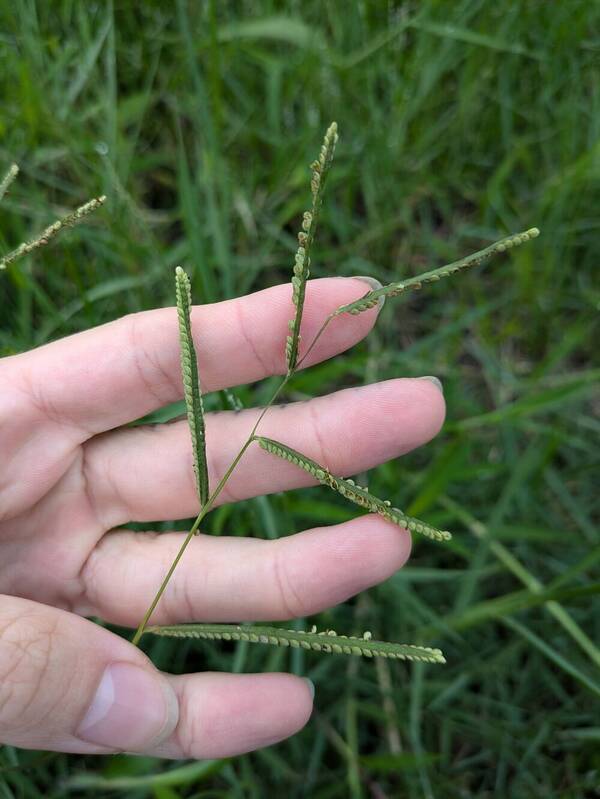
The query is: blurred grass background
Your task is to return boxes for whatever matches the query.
[1,0,599,796]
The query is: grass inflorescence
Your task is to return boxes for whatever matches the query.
[335,228,540,316]
[137,122,538,662]
[256,435,452,542]
[147,623,446,663]
[0,191,105,271]
[175,265,209,507]
[285,121,338,372]
[3,4,596,790]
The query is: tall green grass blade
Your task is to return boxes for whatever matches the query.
[440,583,599,632]
[65,759,226,790]
[503,617,600,698]
[409,663,434,797]
[285,122,338,373]
[442,496,600,670]
[454,369,600,430]
[408,19,545,60]
[175,266,209,507]
[255,435,451,542]
[146,623,446,663]
[34,274,154,345]
[175,123,217,303]
[176,0,232,298]
[545,466,598,544]
[63,14,112,114]
[335,228,540,316]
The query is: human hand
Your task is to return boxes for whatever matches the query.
[0,277,444,757]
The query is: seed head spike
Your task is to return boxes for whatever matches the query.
[286,122,339,373]
[255,436,451,542]
[334,227,540,317]
[147,623,446,664]
[175,267,210,507]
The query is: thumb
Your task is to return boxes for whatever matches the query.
[0,595,179,754]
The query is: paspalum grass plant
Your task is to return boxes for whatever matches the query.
[1,126,539,668]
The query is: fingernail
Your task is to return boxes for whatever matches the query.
[77,663,179,751]
[420,376,443,394]
[353,276,386,310]
[303,677,315,700]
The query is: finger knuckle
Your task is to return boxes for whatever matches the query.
[126,313,179,406]
[176,690,208,759]
[272,547,309,619]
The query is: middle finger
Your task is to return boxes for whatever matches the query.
[83,377,445,528]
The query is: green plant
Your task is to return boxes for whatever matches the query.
[0,163,105,271]
[129,124,540,662]
[3,4,596,789]
[0,128,540,665]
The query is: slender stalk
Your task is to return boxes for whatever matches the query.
[131,523,201,646]
[132,374,291,645]
[440,495,600,670]
[295,312,335,370]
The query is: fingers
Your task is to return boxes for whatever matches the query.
[0,596,311,758]
[84,377,445,527]
[0,595,178,754]
[80,515,412,627]
[7,277,380,436]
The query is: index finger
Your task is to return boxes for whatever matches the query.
[8,277,381,436]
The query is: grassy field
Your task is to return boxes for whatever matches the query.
[1,1,599,796]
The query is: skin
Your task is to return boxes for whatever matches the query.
[0,277,445,757]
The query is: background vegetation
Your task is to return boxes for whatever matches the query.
[1,1,598,796]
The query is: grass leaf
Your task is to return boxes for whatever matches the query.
[147,623,446,663]
[217,16,323,49]
[503,617,600,698]
[285,121,338,373]
[65,760,226,790]
[175,266,209,507]
[334,228,540,316]
[256,435,451,542]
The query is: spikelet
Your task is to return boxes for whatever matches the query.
[334,228,540,316]
[255,436,451,542]
[147,623,446,664]
[285,122,339,373]
[0,194,106,271]
[0,163,19,203]
[175,267,209,507]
